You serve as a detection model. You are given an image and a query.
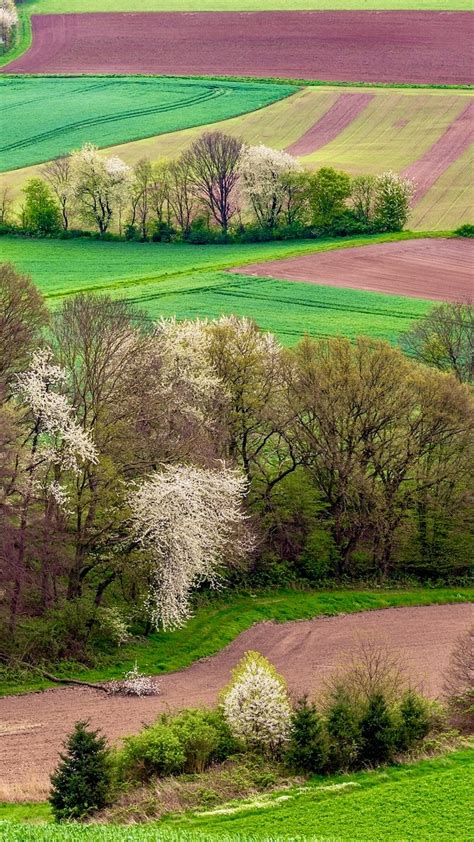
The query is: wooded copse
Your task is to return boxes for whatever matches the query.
[1,133,414,242]
[0,263,472,665]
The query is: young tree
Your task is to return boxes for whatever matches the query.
[351,174,377,226]
[0,1,18,49]
[222,650,292,754]
[443,625,474,733]
[374,171,413,232]
[22,178,61,235]
[397,692,430,751]
[239,144,301,229]
[129,464,250,629]
[50,721,111,821]
[326,692,361,772]
[308,167,351,226]
[286,696,327,772]
[401,301,474,384]
[70,144,131,235]
[0,184,12,225]
[184,131,242,232]
[167,154,198,236]
[128,157,152,240]
[41,156,73,230]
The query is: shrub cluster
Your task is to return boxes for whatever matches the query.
[49,650,435,823]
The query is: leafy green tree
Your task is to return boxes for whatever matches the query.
[49,721,111,821]
[326,693,361,771]
[359,693,395,766]
[22,178,61,235]
[286,696,327,773]
[308,167,351,225]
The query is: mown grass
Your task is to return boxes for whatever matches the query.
[0,232,442,345]
[0,76,296,172]
[1,749,472,839]
[2,586,472,696]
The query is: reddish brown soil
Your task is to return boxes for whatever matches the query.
[231,238,474,303]
[285,92,374,157]
[0,603,471,799]
[403,101,474,203]
[3,12,473,85]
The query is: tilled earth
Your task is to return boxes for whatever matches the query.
[0,603,472,800]
[3,11,473,85]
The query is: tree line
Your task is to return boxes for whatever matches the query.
[1,262,472,663]
[1,133,414,243]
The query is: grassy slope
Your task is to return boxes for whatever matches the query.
[0,76,296,172]
[1,750,472,838]
[2,587,472,695]
[165,749,474,839]
[3,85,471,230]
[0,232,439,345]
[19,1,474,12]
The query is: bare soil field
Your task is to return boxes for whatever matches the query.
[403,100,474,203]
[286,91,374,156]
[4,11,473,85]
[0,603,472,800]
[231,238,474,302]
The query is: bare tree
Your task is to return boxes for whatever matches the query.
[184,131,242,232]
[0,185,12,225]
[167,155,198,236]
[129,158,153,239]
[0,263,48,384]
[401,301,474,384]
[443,625,474,732]
[41,156,73,230]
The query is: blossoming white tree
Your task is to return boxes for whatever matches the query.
[129,463,250,630]
[0,1,18,47]
[9,349,97,630]
[239,144,302,229]
[221,650,292,754]
[374,170,414,232]
[70,144,131,234]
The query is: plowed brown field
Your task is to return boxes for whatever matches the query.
[4,11,473,85]
[0,603,472,801]
[231,238,474,302]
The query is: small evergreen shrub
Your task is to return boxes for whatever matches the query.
[359,693,396,766]
[286,696,327,773]
[326,693,361,772]
[49,721,111,821]
[397,691,431,751]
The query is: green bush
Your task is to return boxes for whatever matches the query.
[359,693,396,766]
[118,723,186,781]
[397,692,431,751]
[326,693,361,772]
[286,696,327,773]
[170,708,237,773]
[49,721,111,821]
[454,223,474,237]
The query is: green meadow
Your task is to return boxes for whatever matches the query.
[0,76,296,172]
[1,749,472,839]
[19,1,474,13]
[0,233,435,344]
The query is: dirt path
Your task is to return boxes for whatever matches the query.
[3,12,473,85]
[231,238,474,302]
[0,603,471,800]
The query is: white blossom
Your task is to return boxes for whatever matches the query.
[222,651,292,754]
[109,662,157,697]
[14,349,97,471]
[129,463,250,630]
[239,144,301,228]
[153,317,223,420]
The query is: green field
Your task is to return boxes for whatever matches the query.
[0,76,296,172]
[18,0,474,12]
[1,750,472,839]
[2,586,471,695]
[0,233,436,344]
